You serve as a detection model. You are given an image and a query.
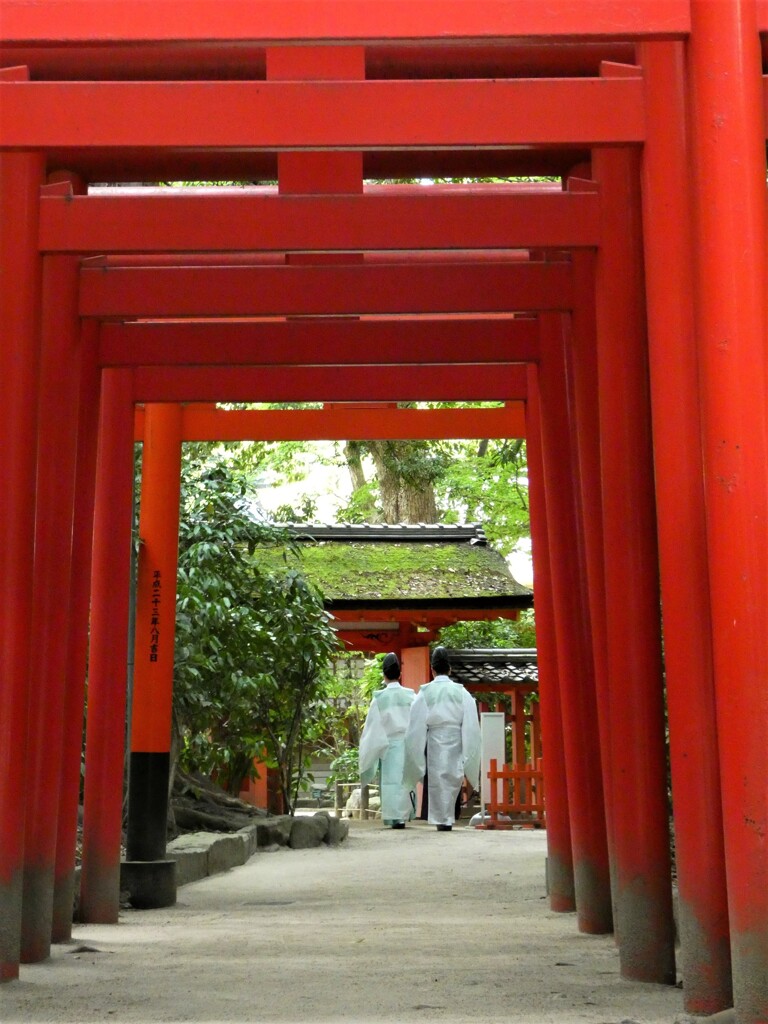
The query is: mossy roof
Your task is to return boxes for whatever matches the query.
[254,524,532,610]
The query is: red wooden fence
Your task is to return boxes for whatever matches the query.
[482,757,546,829]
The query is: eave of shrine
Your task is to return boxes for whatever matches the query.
[255,523,532,654]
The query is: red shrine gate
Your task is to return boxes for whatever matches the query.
[1,4,767,1021]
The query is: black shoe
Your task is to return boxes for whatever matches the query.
[391,822,406,829]
[436,824,452,832]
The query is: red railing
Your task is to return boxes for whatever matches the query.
[482,757,546,829]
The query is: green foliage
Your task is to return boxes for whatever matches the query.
[335,480,380,523]
[328,747,360,784]
[438,609,536,650]
[173,444,339,812]
[305,654,382,783]
[436,439,529,556]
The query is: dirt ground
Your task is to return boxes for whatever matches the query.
[0,817,686,1024]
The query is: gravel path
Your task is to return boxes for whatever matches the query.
[0,818,685,1024]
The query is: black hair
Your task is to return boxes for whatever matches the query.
[382,652,401,680]
[430,646,451,675]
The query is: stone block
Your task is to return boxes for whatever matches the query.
[207,834,248,874]
[323,815,349,846]
[237,824,259,859]
[166,833,212,885]
[289,816,327,849]
[309,812,331,842]
[256,817,293,848]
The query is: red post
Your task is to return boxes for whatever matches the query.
[126,404,182,865]
[591,144,675,984]
[537,314,612,935]
[639,40,731,1014]
[401,646,430,693]
[79,368,135,924]
[525,363,575,915]
[21,254,82,962]
[567,245,618,923]
[687,4,768,1019]
[52,320,101,942]
[267,45,364,200]
[0,147,44,982]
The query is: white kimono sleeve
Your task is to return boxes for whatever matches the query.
[359,700,389,786]
[460,689,482,790]
[402,692,427,790]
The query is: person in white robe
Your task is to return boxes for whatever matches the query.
[404,646,481,831]
[358,652,416,828]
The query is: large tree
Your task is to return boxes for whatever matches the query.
[340,431,529,555]
[343,438,444,523]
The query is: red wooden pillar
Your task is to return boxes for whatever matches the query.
[21,252,81,963]
[687,4,768,1019]
[79,368,135,924]
[401,646,430,693]
[591,144,675,984]
[126,404,182,870]
[639,40,731,1014]
[537,314,612,934]
[53,320,101,942]
[525,363,575,915]
[0,144,45,982]
[567,245,618,921]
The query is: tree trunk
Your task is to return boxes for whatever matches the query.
[367,441,439,523]
[344,441,368,491]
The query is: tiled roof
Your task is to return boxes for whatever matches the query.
[287,523,490,544]
[444,648,538,686]
[263,523,532,607]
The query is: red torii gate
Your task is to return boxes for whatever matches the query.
[0,4,767,1021]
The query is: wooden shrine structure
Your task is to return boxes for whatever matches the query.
[1,3,767,1020]
[270,522,532,658]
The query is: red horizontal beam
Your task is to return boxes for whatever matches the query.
[130,363,529,403]
[0,42,638,82]
[99,318,540,367]
[0,1,691,42]
[39,189,601,253]
[0,78,645,148]
[133,403,527,441]
[80,261,573,317]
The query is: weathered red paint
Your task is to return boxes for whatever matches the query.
[688,3,768,1019]
[0,148,44,983]
[53,322,101,943]
[79,369,135,924]
[537,313,612,935]
[21,255,81,963]
[1,0,767,1004]
[525,364,575,915]
[592,145,675,984]
[639,39,731,1014]
[566,248,618,922]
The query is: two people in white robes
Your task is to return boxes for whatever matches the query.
[359,646,481,832]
